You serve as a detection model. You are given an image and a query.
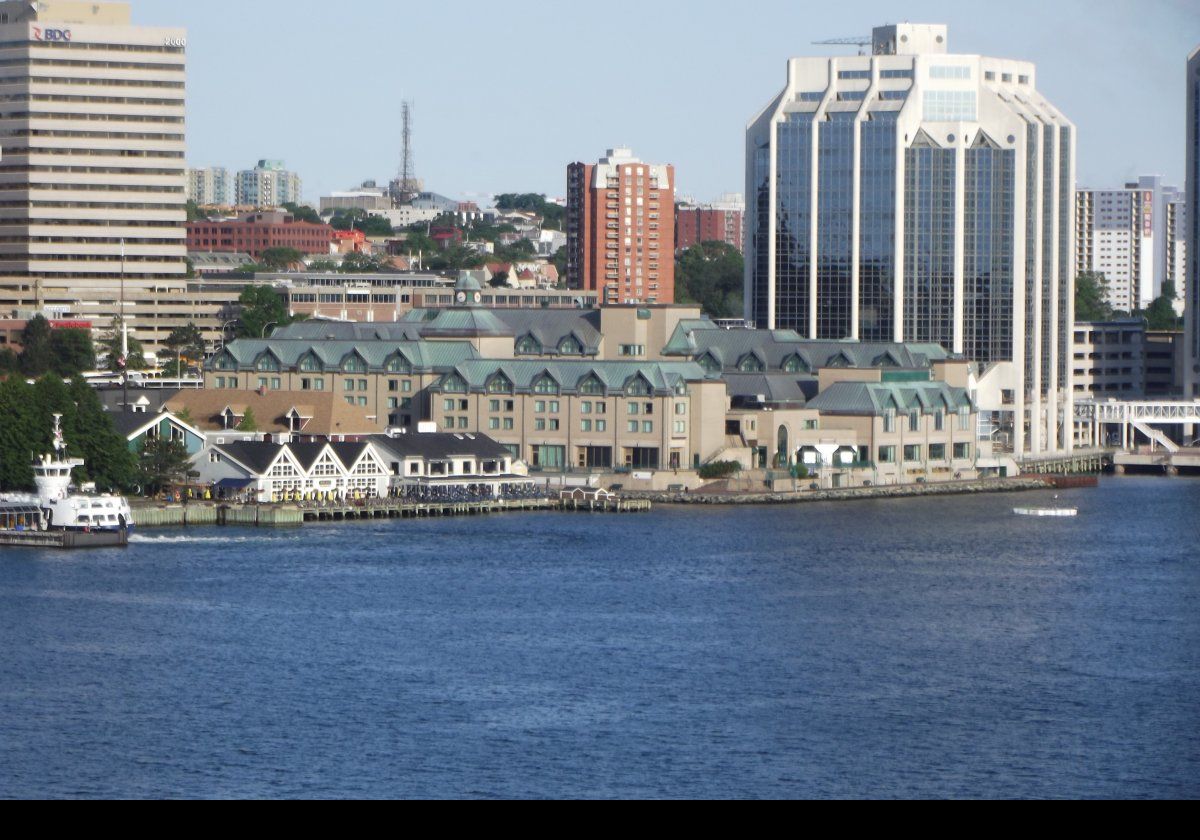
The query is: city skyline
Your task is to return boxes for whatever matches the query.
[142,0,1200,205]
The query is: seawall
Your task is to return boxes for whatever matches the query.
[620,477,1056,505]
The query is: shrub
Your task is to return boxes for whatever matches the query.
[698,460,742,479]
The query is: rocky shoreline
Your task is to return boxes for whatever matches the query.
[620,477,1055,505]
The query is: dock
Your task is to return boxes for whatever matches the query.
[130,496,651,529]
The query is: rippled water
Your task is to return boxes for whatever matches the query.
[2,477,1198,798]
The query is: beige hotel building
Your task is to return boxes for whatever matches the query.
[0,0,188,350]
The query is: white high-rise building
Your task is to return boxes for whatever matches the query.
[187,167,233,206]
[235,159,302,207]
[0,0,187,346]
[746,23,1075,455]
[1075,176,1186,314]
[1186,45,1200,397]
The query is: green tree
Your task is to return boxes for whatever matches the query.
[676,241,745,318]
[100,318,147,371]
[236,286,291,338]
[0,375,42,489]
[236,407,259,432]
[185,199,208,222]
[18,314,53,377]
[259,247,304,269]
[47,328,96,377]
[137,435,192,495]
[282,201,322,224]
[160,322,205,375]
[493,193,565,230]
[1075,270,1112,322]
[329,208,393,236]
[65,376,136,491]
[551,246,568,284]
[0,347,17,373]
[1141,294,1181,330]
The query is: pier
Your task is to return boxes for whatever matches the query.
[130,496,650,529]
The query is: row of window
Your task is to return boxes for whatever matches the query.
[877,442,971,462]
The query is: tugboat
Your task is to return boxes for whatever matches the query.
[0,414,132,548]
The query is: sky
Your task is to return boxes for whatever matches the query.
[139,0,1200,205]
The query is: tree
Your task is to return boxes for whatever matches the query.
[100,318,147,372]
[328,207,393,236]
[0,375,42,490]
[18,314,53,377]
[551,245,568,281]
[0,347,17,373]
[493,193,565,230]
[259,247,304,269]
[161,322,205,375]
[236,407,259,432]
[236,286,291,338]
[65,376,136,491]
[47,328,96,377]
[282,201,322,224]
[185,199,208,222]
[675,241,745,318]
[1141,294,1181,331]
[1075,270,1112,322]
[137,436,192,496]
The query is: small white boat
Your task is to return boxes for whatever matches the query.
[1013,507,1077,517]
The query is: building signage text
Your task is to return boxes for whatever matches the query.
[31,27,71,42]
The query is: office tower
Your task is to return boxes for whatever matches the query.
[235,159,302,207]
[187,167,233,206]
[0,0,187,346]
[675,193,745,253]
[1187,46,1200,397]
[1075,176,1185,313]
[566,148,675,304]
[746,23,1075,455]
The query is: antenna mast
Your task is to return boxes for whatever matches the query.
[390,101,419,206]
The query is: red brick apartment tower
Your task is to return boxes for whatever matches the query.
[566,148,675,304]
[675,194,745,253]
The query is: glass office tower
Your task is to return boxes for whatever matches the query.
[746,24,1075,455]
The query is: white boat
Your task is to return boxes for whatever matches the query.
[1,414,132,534]
[1013,507,1077,517]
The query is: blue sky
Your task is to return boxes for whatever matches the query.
[141,0,1200,204]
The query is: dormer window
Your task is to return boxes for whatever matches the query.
[532,374,559,395]
[342,354,367,373]
[384,353,411,373]
[298,353,321,372]
[698,352,721,373]
[255,353,280,372]
[558,336,582,355]
[213,352,236,371]
[486,373,514,394]
[781,354,808,373]
[441,373,467,393]
[578,374,605,395]
[737,354,764,373]
[515,335,541,355]
[625,375,652,396]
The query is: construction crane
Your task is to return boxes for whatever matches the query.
[811,36,872,56]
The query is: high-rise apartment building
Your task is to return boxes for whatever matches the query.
[1186,46,1200,397]
[235,159,302,207]
[566,148,675,304]
[675,193,744,253]
[0,0,188,349]
[1075,175,1185,313]
[187,167,233,206]
[746,23,1075,455]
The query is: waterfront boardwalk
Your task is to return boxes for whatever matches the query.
[131,496,651,529]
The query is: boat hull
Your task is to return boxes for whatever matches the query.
[0,528,129,549]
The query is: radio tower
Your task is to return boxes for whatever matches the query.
[390,101,420,206]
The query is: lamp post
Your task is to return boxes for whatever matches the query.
[219,318,239,351]
[261,321,277,339]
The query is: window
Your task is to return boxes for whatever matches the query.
[929,443,946,460]
[535,418,546,431]
[489,399,500,412]
[884,409,896,433]
[581,419,592,432]
[675,402,686,416]
[596,420,606,432]
[580,401,591,414]
[627,403,640,415]
[673,421,685,434]
[929,65,971,80]
[934,410,944,431]
[627,420,638,433]
[642,421,652,434]
[579,375,605,395]
[443,398,455,412]
[903,444,921,462]
[954,442,970,459]
[958,406,971,431]
[503,418,514,430]
[909,411,920,432]
[532,374,559,395]
[345,379,356,392]
[618,344,645,356]
[549,401,560,413]
[549,419,559,431]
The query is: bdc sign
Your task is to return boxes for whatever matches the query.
[31,26,72,42]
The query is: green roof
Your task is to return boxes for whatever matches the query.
[428,359,708,396]
[806,381,973,416]
[210,338,478,373]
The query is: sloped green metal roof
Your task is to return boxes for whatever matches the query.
[806,381,973,416]
[211,338,478,372]
[428,359,708,396]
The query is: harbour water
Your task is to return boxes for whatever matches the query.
[1,476,1198,798]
